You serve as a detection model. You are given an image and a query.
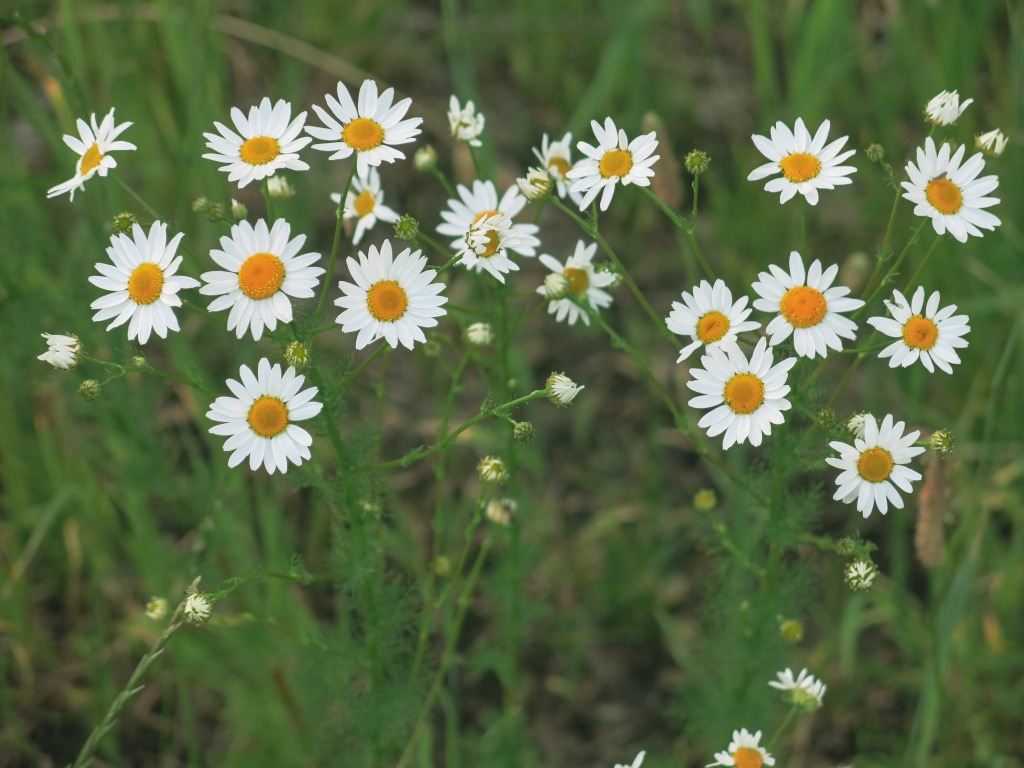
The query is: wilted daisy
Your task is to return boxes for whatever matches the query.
[687,338,796,450]
[330,167,399,245]
[206,358,323,474]
[924,89,972,126]
[666,279,761,362]
[976,128,1008,157]
[202,97,311,188]
[768,667,827,710]
[747,118,856,205]
[567,117,659,211]
[615,751,645,768]
[901,137,1001,242]
[335,240,447,350]
[707,728,775,768]
[532,132,581,203]
[89,221,199,345]
[752,251,863,359]
[306,79,422,178]
[200,218,323,341]
[38,333,81,370]
[47,108,136,200]
[867,287,970,374]
[826,413,925,518]
[536,240,616,326]
[448,95,485,147]
[436,179,540,259]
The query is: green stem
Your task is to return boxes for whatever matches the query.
[110,172,163,222]
[860,189,904,300]
[640,186,716,280]
[312,162,358,327]
[854,221,927,320]
[900,235,942,293]
[342,343,389,386]
[766,706,799,753]
[262,177,276,223]
[430,168,456,197]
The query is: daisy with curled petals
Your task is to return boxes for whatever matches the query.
[666,279,760,362]
[687,338,796,450]
[306,79,422,178]
[47,108,136,200]
[89,221,200,345]
[532,132,582,204]
[207,358,323,475]
[707,728,775,768]
[901,137,1000,243]
[752,251,864,359]
[826,413,925,518]
[924,89,972,126]
[202,97,311,188]
[200,218,323,341]
[536,240,616,326]
[867,287,969,374]
[330,167,399,245]
[335,240,447,350]
[436,179,540,258]
[567,117,659,211]
[747,118,856,205]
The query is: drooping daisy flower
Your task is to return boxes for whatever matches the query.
[89,221,200,345]
[200,218,324,341]
[687,338,796,450]
[306,79,422,178]
[335,240,447,350]
[707,728,775,768]
[747,118,856,205]
[436,179,540,259]
[532,132,582,203]
[46,108,136,200]
[206,358,323,474]
[768,667,827,710]
[38,333,81,370]
[202,97,311,188]
[330,167,399,245]
[975,128,1008,157]
[459,213,536,283]
[566,117,659,211]
[448,95,485,147]
[924,90,972,126]
[826,413,925,518]
[867,287,970,374]
[666,279,761,362]
[752,251,864,359]
[901,137,1001,243]
[536,240,617,326]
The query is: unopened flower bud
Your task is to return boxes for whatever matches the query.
[231,198,248,220]
[184,593,212,624]
[779,618,804,644]
[845,559,878,591]
[112,211,137,233]
[414,145,438,172]
[929,429,956,458]
[477,455,508,484]
[465,322,494,346]
[394,214,419,241]
[266,175,295,198]
[78,379,101,401]
[513,421,535,444]
[816,407,839,431]
[129,355,149,369]
[433,555,451,575]
[546,372,583,407]
[485,498,517,526]
[145,597,168,620]
[834,537,857,556]
[684,149,710,175]
[191,196,210,213]
[865,143,885,162]
[284,341,311,370]
[693,488,717,511]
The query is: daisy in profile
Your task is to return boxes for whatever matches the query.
[532,132,582,203]
[707,728,775,768]
[306,79,422,178]
[867,287,969,374]
[901,137,1000,242]
[436,179,539,259]
[826,413,925,518]
[47,108,136,200]
[330,167,399,245]
[448,95,485,147]
[666,279,760,362]
[567,117,659,211]
[924,89,972,126]
[335,240,447,349]
[687,338,796,450]
[89,221,199,344]
[752,251,863,359]
[536,240,616,326]
[768,667,826,710]
[38,333,81,370]
[747,118,856,205]
[207,358,323,474]
[200,218,323,341]
[202,97,311,188]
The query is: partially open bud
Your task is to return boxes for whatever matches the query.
[485,498,516,526]
[266,175,295,198]
[844,559,878,591]
[231,198,248,220]
[184,593,212,625]
[284,341,312,370]
[929,429,956,458]
[546,372,583,407]
[112,211,137,233]
[414,145,438,172]
[477,456,509,484]
[513,421,535,444]
[465,322,494,346]
[78,379,101,401]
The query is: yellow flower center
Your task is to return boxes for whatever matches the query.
[857,447,894,482]
[247,396,289,438]
[723,373,765,415]
[548,156,572,179]
[780,152,822,183]
[343,117,385,151]
[780,285,827,328]
[925,177,963,215]
[80,142,104,175]
[366,280,408,322]
[563,267,589,295]
[697,310,731,343]
[470,210,502,258]
[732,747,764,768]
[902,314,939,350]
[238,252,286,300]
[599,148,633,179]
[239,136,281,166]
[353,189,376,218]
[127,263,165,305]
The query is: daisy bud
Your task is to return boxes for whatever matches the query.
[78,379,102,401]
[112,211,137,233]
[779,618,804,644]
[485,498,517,526]
[266,175,296,198]
[975,128,1007,157]
[684,149,710,176]
[414,145,438,172]
[433,555,451,575]
[422,338,442,357]
[284,341,312,370]
[834,537,857,556]
[477,456,509,485]
[546,372,583,407]
[543,272,572,301]
[929,428,956,458]
[865,143,885,162]
[513,421,535,444]
[846,412,870,440]
[693,488,718,511]
[465,322,494,346]
[516,167,552,201]
[394,214,419,241]
[193,197,229,223]
[231,198,248,220]
[924,89,973,126]
[145,596,168,620]
[844,559,878,591]
[816,408,839,431]
[129,355,149,369]
[191,196,210,212]
[38,333,81,370]
[184,593,212,624]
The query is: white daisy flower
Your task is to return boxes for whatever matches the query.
[448,95,485,147]
[206,358,323,474]
[38,333,81,370]
[826,413,926,518]
[516,167,553,201]
[924,90,973,126]
[975,128,1008,157]
[687,338,796,450]
[752,251,864,359]
[901,137,1001,243]
[666,279,761,362]
[436,179,540,259]
[202,97,311,188]
[306,79,422,178]
[183,593,212,624]
[707,728,775,768]
[867,287,970,374]
[329,167,399,245]
[747,118,856,205]
[459,213,536,283]
[566,117,659,211]
[532,132,582,204]
[335,240,447,350]
[615,751,646,768]
[200,218,324,341]
[536,240,616,326]
[47,108,136,200]
[768,667,827,709]
[89,221,200,345]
